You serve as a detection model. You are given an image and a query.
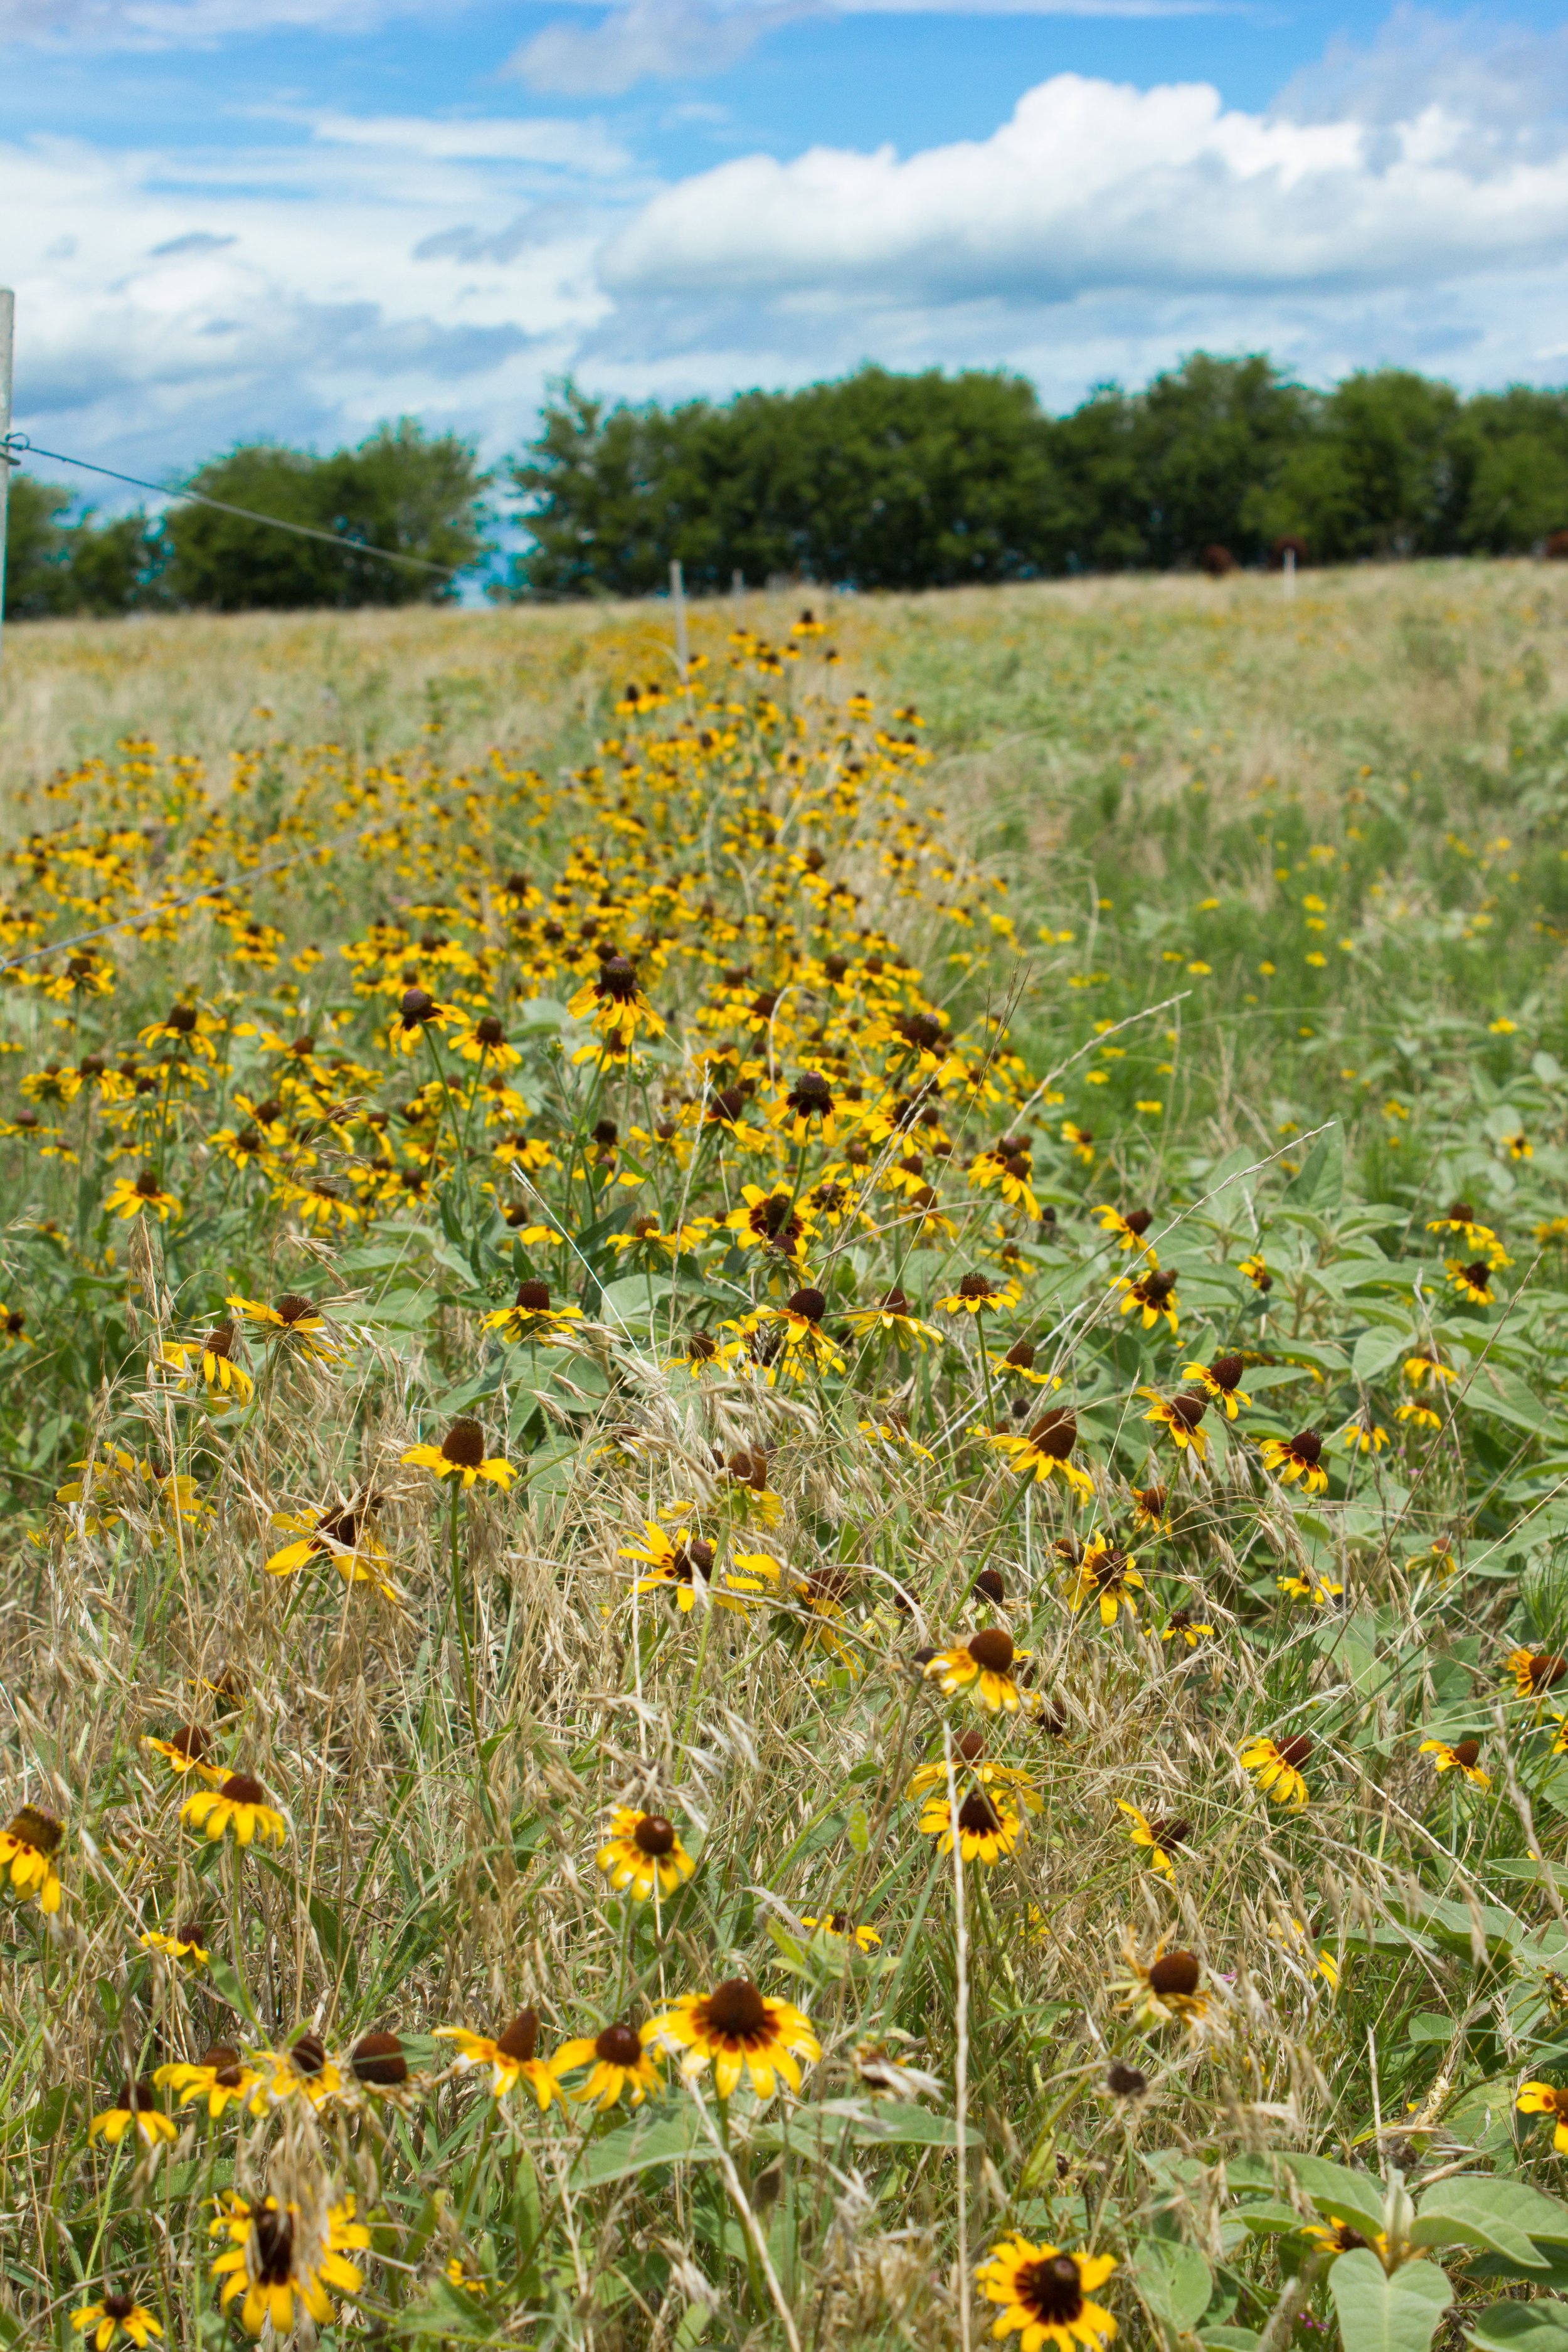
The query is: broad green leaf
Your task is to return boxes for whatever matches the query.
[1282,2155,1388,2235]
[1131,2242,1213,2331]
[1466,2302,1568,2352]
[1235,2199,1308,2235]
[579,2111,717,2184]
[1417,2176,1568,2257]
[1328,2250,1451,2352]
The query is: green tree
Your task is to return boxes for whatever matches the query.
[1256,369,1463,561]
[3,475,78,618]
[1131,352,1316,566]
[164,421,490,612]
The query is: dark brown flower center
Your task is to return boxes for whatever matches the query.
[441,1419,487,1468]
[1210,1353,1244,1389]
[687,1330,718,1360]
[593,1118,619,1146]
[203,2042,244,2086]
[967,1628,1015,1675]
[596,2021,645,2067]
[1027,1409,1076,1457]
[516,1280,552,1312]
[632,1813,677,1857]
[475,1015,506,1047]
[956,1729,987,1761]
[1171,1392,1207,1430]
[1276,1734,1314,1768]
[787,1286,827,1323]
[704,1978,769,2039]
[1122,1208,1152,1236]
[1529,1654,1568,1690]
[1453,1740,1481,1769]
[598,956,638,1001]
[957,1790,1002,1836]
[789,1071,834,1114]
[1148,1949,1202,1998]
[169,1724,211,1761]
[252,2203,294,2285]
[497,2010,539,2063]
[289,2031,327,2076]
[958,1272,997,1301]
[166,1004,198,1035]
[974,1566,1005,1603]
[1106,2062,1147,2097]
[1148,1816,1191,1849]
[1018,2254,1084,2326]
[134,1168,163,1197]
[221,1774,265,1805]
[1462,1262,1492,1289]
[102,2294,137,2321]
[1448,1201,1475,1224]
[1005,1340,1036,1370]
[399,987,437,1026]
[1138,1272,1177,1304]
[351,2031,408,2086]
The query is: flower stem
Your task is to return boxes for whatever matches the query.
[449,1481,496,1826]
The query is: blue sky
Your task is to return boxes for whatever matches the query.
[4,0,1568,490]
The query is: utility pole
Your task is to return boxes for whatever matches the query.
[670,557,688,684]
[1283,544,1296,601]
[0,290,14,686]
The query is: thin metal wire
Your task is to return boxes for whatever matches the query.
[2,432,465,581]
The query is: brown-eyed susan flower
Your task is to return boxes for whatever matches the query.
[1062,1121,1095,1165]
[620,1520,733,1613]
[1340,1417,1389,1454]
[401,1419,514,1490]
[208,2192,369,2338]
[1140,1388,1208,1462]
[906,1734,1044,1812]
[89,2079,177,2149]
[1237,1251,1271,1292]
[265,1499,398,1600]
[991,1408,1094,1498]
[1427,1199,1504,1253]
[549,2018,664,2108]
[924,1627,1025,1712]
[937,1269,1020,1316]
[1094,1204,1153,1253]
[139,1922,210,1966]
[250,2030,347,2113]
[1508,1648,1568,1697]
[799,1911,882,1954]
[726,1182,810,1259]
[181,1773,286,1847]
[1419,1737,1490,1789]
[452,1012,523,1069]
[156,2044,258,2119]
[1062,1535,1144,1626]
[1258,1429,1328,1492]
[844,1287,936,1347]
[1449,1259,1497,1305]
[1404,1350,1458,1391]
[596,1807,697,1900]
[103,1167,180,1221]
[1160,1608,1214,1647]
[1267,1915,1340,1990]
[71,2292,164,2349]
[389,984,453,1051]
[142,1725,222,1781]
[1116,1268,1179,1332]
[160,1323,253,1404]
[0,1804,63,1911]
[349,2032,409,2089]
[970,1137,1040,1217]
[649,1978,819,2100]
[918,1784,1024,1863]
[975,2237,1118,2352]
[1182,1354,1250,1417]
[1396,1401,1443,1430]
[568,953,664,1054]
[989,1337,1056,1387]
[437,2011,561,2106]
[1116,1801,1190,1875]
[753,1285,847,1377]
[1518,2080,1568,2150]
[1277,1572,1343,1607]
[1116,1944,1210,2031]
[1130,1482,1170,1533]
[226,1292,337,1360]
[482,1279,584,1344]
[1239,1733,1313,1807]
[1300,2218,1389,2262]
[776,1068,839,1142]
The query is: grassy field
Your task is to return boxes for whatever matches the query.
[5,561,1568,2352]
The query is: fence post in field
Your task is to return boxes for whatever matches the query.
[670,557,688,682]
[0,289,14,682]
[1283,545,1296,601]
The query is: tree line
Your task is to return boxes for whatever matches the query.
[8,354,1568,617]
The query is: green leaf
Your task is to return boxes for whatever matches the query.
[1328,2250,1451,2352]
[1131,2241,1213,2331]
[1284,1131,1343,1210]
[1282,2155,1389,2235]
[579,2111,718,2185]
[1416,2176,1568,2263]
[1466,2301,1568,2352]
[1353,1327,1410,1381]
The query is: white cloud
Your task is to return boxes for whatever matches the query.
[0,0,434,40]
[602,70,1568,312]
[302,110,633,174]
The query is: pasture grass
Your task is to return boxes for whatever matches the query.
[2,561,1568,2352]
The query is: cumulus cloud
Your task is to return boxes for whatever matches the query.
[601,69,1568,314]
